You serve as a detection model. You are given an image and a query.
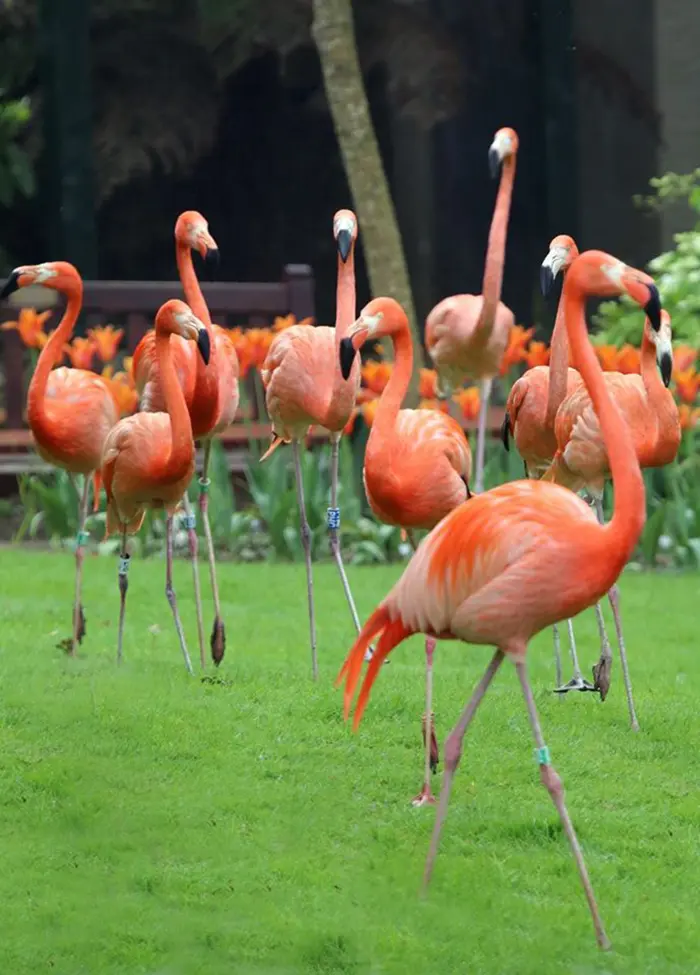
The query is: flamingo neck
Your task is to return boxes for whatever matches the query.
[370,324,413,441]
[176,241,210,328]
[564,281,645,553]
[335,251,356,346]
[28,285,83,427]
[545,285,571,428]
[479,156,516,331]
[156,328,195,480]
[176,239,217,420]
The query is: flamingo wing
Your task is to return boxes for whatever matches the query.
[133,330,197,414]
[210,326,241,433]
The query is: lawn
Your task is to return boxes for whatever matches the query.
[0,550,699,975]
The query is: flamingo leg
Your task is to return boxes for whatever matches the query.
[116,528,130,664]
[70,475,91,655]
[516,659,611,950]
[199,440,226,665]
[165,515,194,675]
[293,440,318,680]
[423,649,504,891]
[554,618,596,693]
[474,377,493,494]
[327,434,373,661]
[552,622,563,687]
[181,492,206,670]
[590,500,638,728]
[412,636,437,807]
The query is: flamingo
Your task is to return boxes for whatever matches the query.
[426,127,518,494]
[132,211,239,666]
[503,236,615,695]
[0,261,119,654]
[542,305,679,718]
[337,250,664,951]
[338,296,472,806]
[260,210,362,680]
[102,299,210,671]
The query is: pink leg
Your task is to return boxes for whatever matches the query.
[116,528,129,664]
[516,659,611,950]
[606,584,639,731]
[181,492,206,669]
[165,515,194,675]
[199,441,226,666]
[413,637,438,807]
[70,475,91,655]
[423,649,504,891]
[292,440,317,680]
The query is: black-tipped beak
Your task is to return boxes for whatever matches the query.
[660,351,672,388]
[204,247,219,267]
[339,336,356,380]
[336,229,352,263]
[0,270,20,299]
[644,284,662,333]
[540,265,554,299]
[197,328,211,365]
[500,411,511,451]
[488,147,501,179]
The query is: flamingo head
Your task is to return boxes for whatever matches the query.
[488,127,518,178]
[339,296,406,380]
[175,211,218,263]
[568,251,663,336]
[650,309,673,387]
[155,298,210,364]
[0,261,81,300]
[333,209,358,264]
[540,234,580,297]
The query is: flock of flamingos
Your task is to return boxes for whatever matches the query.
[2,126,681,951]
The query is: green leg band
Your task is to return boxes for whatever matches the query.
[536,746,551,766]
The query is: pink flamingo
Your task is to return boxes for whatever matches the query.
[1,262,119,654]
[102,299,210,671]
[133,212,239,666]
[338,296,472,805]
[260,210,362,679]
[426,127,518,494]
[337,250,664,951]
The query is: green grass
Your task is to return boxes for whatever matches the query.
[1,550,699,975]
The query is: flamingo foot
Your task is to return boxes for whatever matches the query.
[210,617,226,666]
[412,784,437,807]
[553,676,597,694]
[592,656,612,701]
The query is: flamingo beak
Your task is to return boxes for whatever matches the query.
[0,270,21,299]
[540,265,554,298]
[644,284,662,333]
[488,147,500,179]
[336,229,352,263]
[339,337,356,380]
[197,327,211,365]
[660,351,672,387]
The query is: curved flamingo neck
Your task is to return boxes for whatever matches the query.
[479,156,516,331]
[28,284,83,430]
[176,241,210,328]
[564,278,645,553]
[545,284,571,428]
[335,250,356,344]
[156,328,194,480]
[370,323,413,442]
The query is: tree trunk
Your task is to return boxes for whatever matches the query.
[312,0,425,389]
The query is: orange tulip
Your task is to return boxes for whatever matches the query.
[419,368,439,399]
[452,385,481,422]
[418,397,449,414]
[674,368,700,405]
[272,314,314,332]
[616,344,640,374]
[673,345,696,378]
[246,327,275,371]
[64,337,96,370]
[678,404,700,431]
[87,324,124,363]
[101,366,139,417]
[225,327,253,379]
[361,398,379,427]
[499,325,534,375]
[1,307,52,348]
[361,360,393,394]
[594,345,619,371]
[524,341,550,368]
